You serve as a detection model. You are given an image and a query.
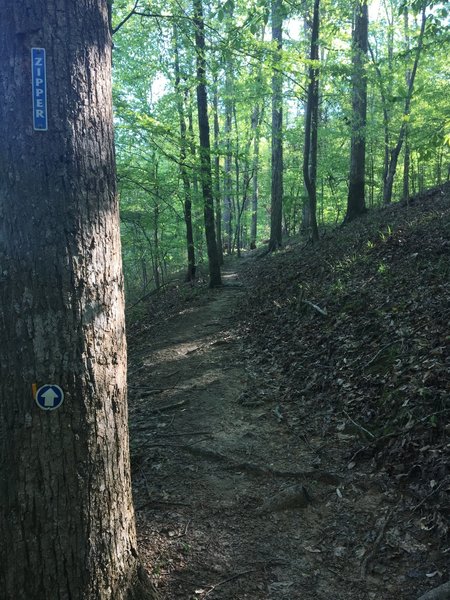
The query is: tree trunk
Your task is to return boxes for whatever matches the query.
[268,0,284,252]
[402,8,411,202]
[234,112,241,255]
[212,77,224,265]
[345,0,368,223]
[223,76,234,253]
[193,0,222,287]
[236,128,254,257]
[0,2,157,599]
[303,0,320,243]
[250,103,263,249]
[383,7,427,204]
[187,91,200,201]
[153,203,161,289]
[223,97,233,253]
[173,25,196,281]
[367,41,390,203]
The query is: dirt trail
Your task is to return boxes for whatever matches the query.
[127,262,425,600]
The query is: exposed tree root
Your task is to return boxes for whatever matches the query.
[183,445,341,485]
[126,564,160,600]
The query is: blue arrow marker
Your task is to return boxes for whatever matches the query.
[36,384,64,411]
[42,388,58,407]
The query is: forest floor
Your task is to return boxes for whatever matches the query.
[126,184,449,600]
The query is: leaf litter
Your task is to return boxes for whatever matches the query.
[127,183,449,599]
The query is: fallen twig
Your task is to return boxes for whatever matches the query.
[363,340,398,369]
[202,569,257,598]
[409,478,447,517]
[131,384,185,397]
[141,437,212,448]
[147,398,190,413]
[156,430,218,438]
[344,411,375,439]
[302,299,328,316]
[180,520,190,537]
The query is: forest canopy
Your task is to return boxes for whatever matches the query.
[111,0,450,297]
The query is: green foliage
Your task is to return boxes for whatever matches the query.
[111,0,449,298]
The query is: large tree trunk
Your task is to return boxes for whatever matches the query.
[345,0,368,222]
[0,1,156,599]
[193,0,222,287]
[268,0,284,252]
[303,0,320,243]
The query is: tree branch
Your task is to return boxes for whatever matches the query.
[112,0,139,35]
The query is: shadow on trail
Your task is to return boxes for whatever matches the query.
[127,265,368,600]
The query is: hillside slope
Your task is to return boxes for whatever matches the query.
[127,184,449,599]
[239,183,449,594]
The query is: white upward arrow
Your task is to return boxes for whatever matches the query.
[42,388,58,408]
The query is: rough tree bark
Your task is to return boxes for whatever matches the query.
[193,0,222,287]
[268,0,284,252]
[0,1,157,599]
[345,0,368,223]
[303,0,320,243]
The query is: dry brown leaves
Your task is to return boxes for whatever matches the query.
[239,184,450,542]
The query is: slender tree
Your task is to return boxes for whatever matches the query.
[173,24,196,280]
[212,74,225,265]
[250,34,266,250]
[345,0,369,222]
[383,6,427,204]
[222,3,235,254]
[402,7,411,201]
[268,0,284,251]
[303,0,320,242]
[193,0,222,286]
[223,77,234,253]
[250,101,263,248]
[0,1,157,598]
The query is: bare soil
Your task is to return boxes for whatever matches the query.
[127,201,448,600]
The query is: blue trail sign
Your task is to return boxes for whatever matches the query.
[31,48,48,131]
[35,385,64,411]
